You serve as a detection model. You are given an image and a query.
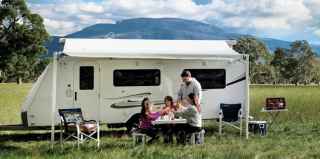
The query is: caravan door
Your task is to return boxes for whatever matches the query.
[73,62,100,121]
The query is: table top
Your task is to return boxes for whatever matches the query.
[152,118,187,125]
[249,120,267,124]
[261,108,288,112]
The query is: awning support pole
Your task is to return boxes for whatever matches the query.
[51,52,58,148]
[245,54,250,139]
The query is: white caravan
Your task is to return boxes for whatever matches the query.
[21,39,250,132]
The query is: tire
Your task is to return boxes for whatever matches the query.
[126,113,141,133]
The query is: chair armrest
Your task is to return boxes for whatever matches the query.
[65,122,78,125]
[59,116,64,124]
[96,121,100,128]
[219,109,223,119]
[238,110,243,118]
[83,120,97,123]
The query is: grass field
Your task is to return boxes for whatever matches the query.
[0,83,320,159]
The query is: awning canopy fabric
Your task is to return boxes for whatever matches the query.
[61,38,241,59]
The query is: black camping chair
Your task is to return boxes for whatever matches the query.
[219,103,242,136]
[58,108,100,148]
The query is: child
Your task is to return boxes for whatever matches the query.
[138,97,162,144]
[162,96,176,118]
[161,96,176,143]
[174,93,202,144]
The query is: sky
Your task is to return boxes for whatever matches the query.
[27,0,320,44]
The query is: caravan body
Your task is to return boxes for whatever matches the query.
[21,39,249,128]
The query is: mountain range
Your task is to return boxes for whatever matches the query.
[45,18,320,56]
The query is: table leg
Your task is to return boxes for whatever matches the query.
[267,111,280,129]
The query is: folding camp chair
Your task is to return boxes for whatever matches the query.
[58,108,100,148]
[219,103,242,136]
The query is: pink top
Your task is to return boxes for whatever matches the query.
[138,112,161,129]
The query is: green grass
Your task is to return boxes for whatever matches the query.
[0,83,32,125]
[1,84,320,159]
[250,85,320,122]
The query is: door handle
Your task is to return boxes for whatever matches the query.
[75,92,77,101]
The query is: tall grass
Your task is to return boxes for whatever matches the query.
[0,83,31,125]
[0,84,320,159]
[250,85,320,122]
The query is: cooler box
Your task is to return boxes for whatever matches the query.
[249,121,267,136]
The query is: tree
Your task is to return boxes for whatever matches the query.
[30,57,50,81]
[0,0,49,84]
[270,41,317,85]
[270,48,287,84]
[271,48,286,67]
[289,40,316,84]
[251,64,275,84]
[0,69,6,83]
[310,61,320,84]
[233,37,271,83]
[233,37,270,64]
[282,57,299,84]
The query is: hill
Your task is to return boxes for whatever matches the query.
[67,18,241,40]
[44,18,320,56]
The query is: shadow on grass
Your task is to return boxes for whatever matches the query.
[0,130,128,142]
[0,134,134,158]
[0,124,242,144]
[0,144,21,151]
[0,143,29,158]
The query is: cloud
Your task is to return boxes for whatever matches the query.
[43,18,78,35]
[101,0,209,20]
[206,0,312,36]
[76,14,115,25]
[304,0,320,16]
[28,0,320,42]
[79,2,104,14]
[208,0,319,41]
[304,0,320,38]
[28,1,114,36]
[315,30,320,37]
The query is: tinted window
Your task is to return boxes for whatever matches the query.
[186,69,226,89]
[114,69,160,86]
[80,66,94,90]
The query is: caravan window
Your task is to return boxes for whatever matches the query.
[185,69,226,89]
[79,66,94,90]
[113,69,160,86]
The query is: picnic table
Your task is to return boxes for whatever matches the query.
[152,118,187,125]
[152,118,187,143]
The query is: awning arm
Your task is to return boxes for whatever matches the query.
[50,52,58,148]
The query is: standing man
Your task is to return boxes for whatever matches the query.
[177,70,202,112]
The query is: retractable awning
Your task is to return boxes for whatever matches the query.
[61,39,242,59]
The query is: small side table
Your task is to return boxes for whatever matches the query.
[261,108,288,129]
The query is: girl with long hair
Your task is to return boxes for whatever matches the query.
[138,97,161,143]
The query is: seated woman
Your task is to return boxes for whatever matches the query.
[137,97,163,144]
[174,93,202,144]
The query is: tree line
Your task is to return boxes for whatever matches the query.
[233,37,320,85]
